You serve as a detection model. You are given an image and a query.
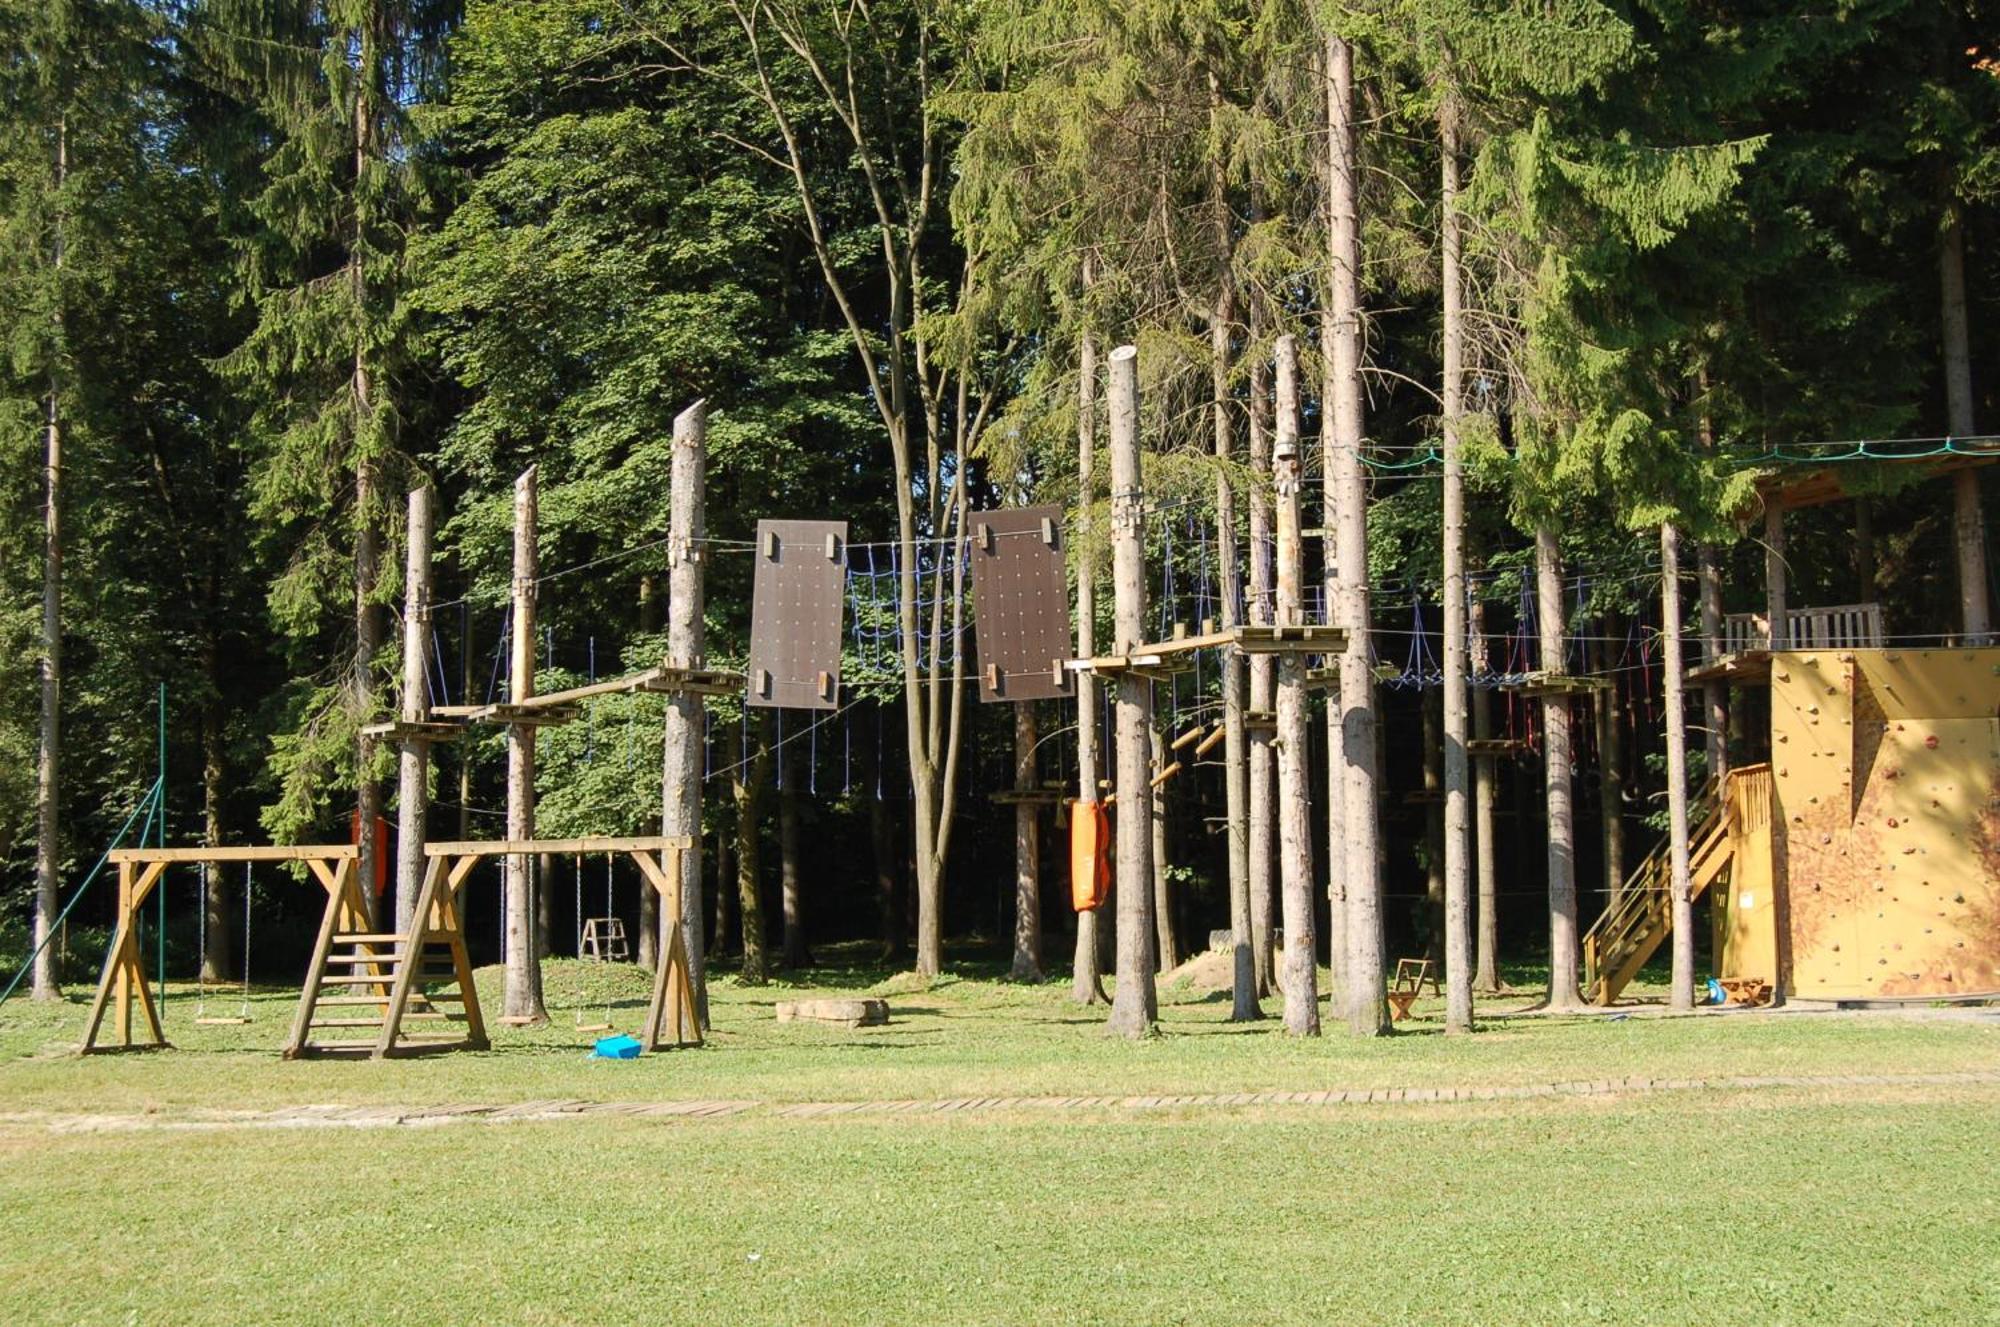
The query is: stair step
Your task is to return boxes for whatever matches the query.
[323,954,405,967]
[310,1018,388,1028]
[334,933,407,944]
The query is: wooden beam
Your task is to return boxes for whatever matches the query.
[108,845,358,865]
[426,835,694,858]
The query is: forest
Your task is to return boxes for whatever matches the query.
[3,0,1996,1026]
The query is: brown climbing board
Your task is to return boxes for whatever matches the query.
[747,519,847,710]
[969,505,1072,702]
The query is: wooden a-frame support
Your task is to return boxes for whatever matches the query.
[80,845,360,1055]
[318,835,702,1060]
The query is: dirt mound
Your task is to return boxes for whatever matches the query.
[1162,947,1235,994]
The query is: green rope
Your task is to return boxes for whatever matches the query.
[0,777,164,1009]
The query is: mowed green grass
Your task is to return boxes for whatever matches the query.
[1,1090,1995,1325]
[0,953,1995,1114]
[1,954,1995,1323]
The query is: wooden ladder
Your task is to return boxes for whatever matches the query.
[284,857,489,1058]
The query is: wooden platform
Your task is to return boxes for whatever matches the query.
[990,788,1068,806]
[1498,670,1612,696]
[1685,650,1772,686]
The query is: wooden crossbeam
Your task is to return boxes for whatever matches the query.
[425,835,693,858]
[107,844,358,865]
[1062,624,1346,676]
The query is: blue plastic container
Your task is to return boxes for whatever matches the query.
[592,1034,642,1060]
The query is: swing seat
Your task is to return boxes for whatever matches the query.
[575,1022,613,1034]
[194,1016,251,1026]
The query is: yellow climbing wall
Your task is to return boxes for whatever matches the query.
[1770,648,2000,999]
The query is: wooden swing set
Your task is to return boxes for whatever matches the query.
[78,836,700,1059]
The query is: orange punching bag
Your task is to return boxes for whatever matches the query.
[1069,800,1111,912]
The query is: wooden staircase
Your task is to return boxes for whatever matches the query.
[285,857,489,1058]
[1581,778,1737,1005]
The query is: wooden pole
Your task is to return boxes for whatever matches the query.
[663,399,709,1025]
[394,486,434,936]
[1072,326,1107,1004]
[1438,99,1472,1033]
[1104,344,1156,1037]
[1273,335,1319,1035]
[1537,524,1582,1009]
[503,467,545,1022]
[1662,523,1695,1010]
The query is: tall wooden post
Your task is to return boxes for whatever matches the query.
[503,467,545,1022]
[1273,335,1319,1035]
[1105,344,1156,1037]
[394,486,434,935]
[1537,524,1581,1009]
[1247,340,1276,1003]
[1072,330,1107,1004]
[1438,102,1472,1033]
[663,400,709,1025]
[1662,523,1694,1010]
[1210,224,1255,1021]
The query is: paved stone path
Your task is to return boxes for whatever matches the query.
[2,1068,1994,1136]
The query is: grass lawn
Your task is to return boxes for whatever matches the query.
[2,951,1995,1323]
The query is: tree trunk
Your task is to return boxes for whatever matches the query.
[663,400,708,1018]
[1439,98,1472,1031]
[200,640,230,983]
[1273,335,1320,1036]
[1763,503,1786,649]
[779,740,809,970]
[1207,74,1256,1021]
[1105,344,1157,1038]
[1422,692,1445,965]
[1662,523,1695,1010]
[712,818,733,961]
[1326,31,1385,1035]
[1010,702,1043,981]
[1150,721,1176,973]
[503,468,546,1022]
[1854,499,1876,604]
[1940,199,1990,642]
[1072,329,1107,1004]
[1537,525,1582,1010]
[1698,539,1727,782]
[1471,596,1501,993]
[734,713,770,984]
[351,59,384,933]
[868,716,903,963]
[1247,317,1276,1006]
[31,114,66,1003]
[1595,626,1625,900]
[394,486,434,937]
[535,852,553,961]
